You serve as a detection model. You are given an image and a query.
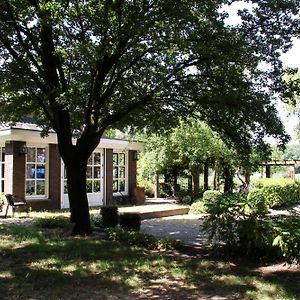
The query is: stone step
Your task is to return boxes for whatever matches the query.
[118,204,190,220]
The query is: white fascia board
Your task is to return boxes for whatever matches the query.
[0,128,143,151]
[0,128,57,144]
[97,138,143,151]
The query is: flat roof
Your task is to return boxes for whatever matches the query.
[0,125,143,151]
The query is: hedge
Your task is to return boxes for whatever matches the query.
[248,178,300,209]
[100,206,119,228]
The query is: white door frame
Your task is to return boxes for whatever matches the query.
[60,150,104,209]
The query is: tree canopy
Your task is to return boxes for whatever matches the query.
[1,1,298,148]
[0,0,299,234]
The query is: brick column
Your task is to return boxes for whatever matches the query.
[105,148,113,205]
[48,144,61,209]
[4,141,26,199]
[128,150,137,197]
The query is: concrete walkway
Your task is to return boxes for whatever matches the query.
[140,214,208,246]
[118,198,190,219]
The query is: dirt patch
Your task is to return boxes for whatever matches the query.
[255,263,300,275]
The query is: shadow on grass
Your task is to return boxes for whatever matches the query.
[0,224,299,300]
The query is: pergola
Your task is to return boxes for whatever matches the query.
[260,160,300,180]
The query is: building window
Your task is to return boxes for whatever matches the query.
[86,152,102,193]
[26,147,46,196]
[0,147,4,193]
[63,151,102,194]
[113,152,126,193]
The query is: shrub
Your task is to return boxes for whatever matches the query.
[137,179,154,197]
[245,189,269,214]
[159,183,172,197]
[154,237,183,250]
[34,216,70,228]
[203,192,300,261]
[248,179,300,209]
[106,228,183,250]
[203,192,279,256]
[100,206,119,228]
[175,189,191,201]
[272,217,300,263]
[107,228,156,247]
[189,199,207,214]
[203,193,248,249]
[145,187,154,198]
[236,216,276,257]
[202,190,222,203]
[251,178,294,189]
[119,213,141,231]
[91,216,103,228]
[175,189,204,205]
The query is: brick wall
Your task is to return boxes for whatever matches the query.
[128,150,137,197]
[4,141,26,198]
[48,144,61,209]
[105,148,113,205]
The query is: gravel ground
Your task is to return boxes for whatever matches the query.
[140,214,208,246]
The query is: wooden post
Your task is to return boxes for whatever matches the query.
[266,165,271,178]
[290,166,296,181]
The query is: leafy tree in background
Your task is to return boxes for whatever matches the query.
[283,145,300,160]
[138,119,228,196]
[138,119,274,196]
[284,70,300,140]
[0,0,298,234]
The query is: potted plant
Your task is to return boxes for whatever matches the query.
[0,194,4,212]
[133,187,145,204]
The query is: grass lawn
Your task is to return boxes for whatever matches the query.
[0,217,299,299]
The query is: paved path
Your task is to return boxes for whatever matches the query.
[140,214,208,246]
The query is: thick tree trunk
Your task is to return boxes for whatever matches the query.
[245,168,251,185]
[172,168,179,196]
[65,158,92,235]
[223,165,234,194]
[191,166,200,196]
[204,161,209,191]
[188,175,193,192]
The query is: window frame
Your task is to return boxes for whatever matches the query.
[25,145,48,199]
[86,151,103,194]
[112,151,128,195]
[0,146,5,193]
[63,150,104,196]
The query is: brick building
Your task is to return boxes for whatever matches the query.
[0,121,142,211]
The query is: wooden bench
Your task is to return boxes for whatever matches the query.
[4,194,29,218]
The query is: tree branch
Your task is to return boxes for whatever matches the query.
[0,35,48,94]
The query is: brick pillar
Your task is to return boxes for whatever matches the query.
[48,144,61,209]
[128,150,137,197]
[4,141,26,199]
[105,148,113,205]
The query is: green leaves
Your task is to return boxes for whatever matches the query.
[0,0,298,151]
[138,118,229,179]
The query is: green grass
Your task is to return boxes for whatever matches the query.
[0,223,299,299]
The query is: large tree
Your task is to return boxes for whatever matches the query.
[0,0,298,234]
